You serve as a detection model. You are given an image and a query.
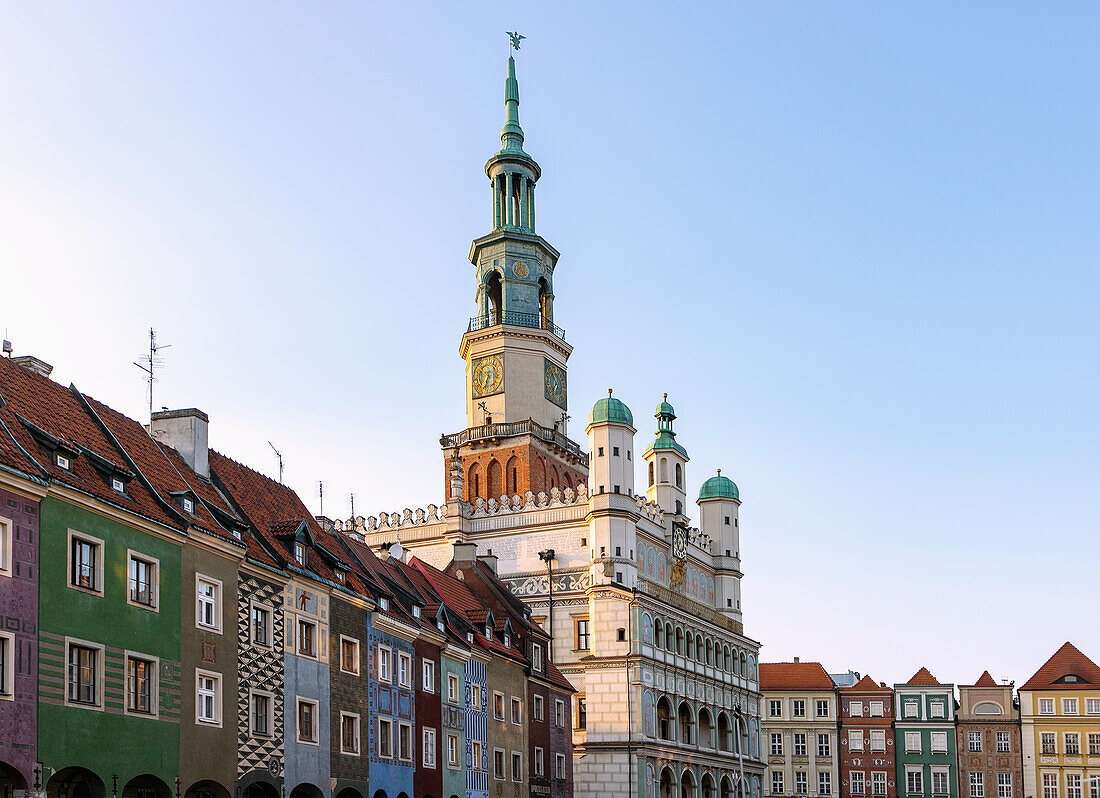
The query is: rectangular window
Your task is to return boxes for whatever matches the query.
[931,701,945,718]
[870,730,886,752]
[820,773,831,796]
[1043,775,1058,798]
[126,656,154,714]
[1088,733,1100,755]
[1064,733,1080,755]
[998,774,1012,798]
[534,694,544,721]
[851,773,866,795]
[251,691,272,736]
[997,731,1010,753]
[67,643,98,705]
[850,730,864,751]
[197,671,220,724]
[793,699,806,717]
[577,696,587,729]
[69,534,102,592]
[534,747,544,777]
[397,722,412,760]
[340,636,359,674]
[850,700,864,717]
[870,700,884,717]
[1039,699,1055,715]
[1087,698,1100,714]
[378,718,392,757]
[770,699,783,717]
[423,727,436,767]
[294,542,306,565]
[816,699,830,718]
[555,698,565,727]
[296,698,317,743]
[494,748,506,780]
[447,733,460,768]
[422,660,435,691]
[0,633,13,697]
[470,684,481,710]
[907,770,923,796]
[794,733,807,756]
[795,772,807,794]
[818,733,831,756]
[906,731,922,753]
[555,753,566,780]
[0,516,12,578]
[378,645,391,682]
[970,731,983,752]
[196,576,220,630]
[771,733,783,755]
[447,673,459,703]
[1063,698,1079,715]
[494,691,505,720]
[971,772,985,798]
[340,712,359,754]
[511,696,522,724]
[931,732,948,753]
[128,554,157,608]
[872,773,887,796]
[472,740,483,769]
[251,604,271,647]
[532,643,544,670]
[905,700,918,718]
[1041,733,1056,754]
[297,619,316,657]
[398,652,411,687]
[1067,775,1082,798]
[772,773,784,795]
[576,618,590,650]
[933,771,949,796]
[511,750,522,782]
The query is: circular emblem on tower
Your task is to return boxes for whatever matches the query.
[472,354,504,398]
[512,261,529,278]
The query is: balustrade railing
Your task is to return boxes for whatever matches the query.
[440,418,587,464]
[467,310,565,340]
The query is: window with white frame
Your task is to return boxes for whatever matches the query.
[470,684,481,710]
[69,531,104,593]
[532,643,543,671]
[792,699,807,717]
[905,731,921,753]
[378,645,391,682]
[931,700,945,718]
[851,772,866,795]
[931,731,948,753]
[297,698,318,743]
[297,619,316,657]
[932,770,949,796]
[793,733,806,756]
[447,733,460,768]
[1063,698,1079,715]
[769,699,782,717]
[997,731,1010,753]
[472,740,483,770]
[0,633,12,698]
[511,750,522,782]
[904,700,918,718]
[196,575,221,631]
[534,746,544,777]
[1041,733,1056,754]
[493,691,505,720]
[447,673,459,703]
[1064,732,1080,755]
[906,769,923,796]
[1067,775,1082,798]
[397,721,412,760]
[493,748,506,780]
[378,717,393,757]
[422,659,435,692]
[969,731,983,752]
[555,698,565,727]
[126,654,156,714]
[1042,774,1058,798]
[339,712,359,754]
[850,730,864,751]
[422,727,436,767]
[872,773,887,796]
[870,729,886,752]
[533,693,544,721]
[772,772,784,795]
[197,670,221,725]
[850,700,864,716]
[0,516,12,578]
[770,733,783,756]
[870,700,884,717]
[971,772,985,798]
[555,753,567,780]
[127,553,158,608]
[250,690,273,736]
[293,542,306,566]
[67,641,102,706]
[1089,733,1100,755]
[511,695,522,724]
[794,771,807,794]
[816,699,830,717]
[340,636,359,674]
[819,772,831,796]
[1090,776,1099,798]
[251,603,272,647]
[997,773,1012,798]
[397,652,411,688]
[1087,698,1100,715]
[1039,698,1055,715]
[818,733,831,756]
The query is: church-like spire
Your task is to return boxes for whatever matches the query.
[500,56,525,153]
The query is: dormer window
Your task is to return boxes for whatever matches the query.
[503,634,511,648]
[182,497,194,514]
[437,621,445,633]
[485,625,492,641]
[112,477,126,493]
[294,543,306,566]
[335,570,344,583]
[467,632,474,644]
[56,454,70,470]
[380,598,390,611]
[412,606,421,618]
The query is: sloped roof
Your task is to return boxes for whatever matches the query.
[1021,642,1100,691]
[760,661,834,690]
[905,667,941,686]
[546,661,576,693]
[971,671,998,687]
[842,674,891,693]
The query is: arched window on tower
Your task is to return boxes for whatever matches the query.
[486,271,503,325]
[648,461,655,487]
[675,462,683,488]
[675,500,683,515]
[467,462,482,501]
[660,457,668,483]
[538,278,551,329]
[487,459,503,499]
[506,456,519,496]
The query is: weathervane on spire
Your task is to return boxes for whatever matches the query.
[507,31,526,50]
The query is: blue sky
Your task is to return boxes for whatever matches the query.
[2,3,1098,686]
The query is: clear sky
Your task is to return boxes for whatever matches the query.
[2,3,1098,687]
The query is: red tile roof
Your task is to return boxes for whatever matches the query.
[843,675,891,693]
[1021,642,1100,691]
[905,667,941,686]
[760,662,835,690]
[546,661,576,693]
[971,671,998,688]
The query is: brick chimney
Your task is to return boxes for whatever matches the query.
[453,541,478,564]
[12,356,53,378]
[150,408,209,479]
[477,553,498,574]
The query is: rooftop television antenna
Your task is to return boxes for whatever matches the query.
[268,441,284,484]
[318,481,325,515]
[133,328,170,423]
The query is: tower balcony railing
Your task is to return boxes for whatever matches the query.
[440,418,587,465]
[467,310,565,341]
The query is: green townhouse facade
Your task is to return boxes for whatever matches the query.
[894,668,958,798]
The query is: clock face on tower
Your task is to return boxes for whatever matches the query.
[671,526,688,560]
[471,355,504,398]
[544,359,567,409]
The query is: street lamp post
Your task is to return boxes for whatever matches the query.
[538,549,555,660]
[733,705,748,798]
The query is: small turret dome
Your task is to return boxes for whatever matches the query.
[589,389,633,426]
[699,469,739,501]
[655,393,676,419]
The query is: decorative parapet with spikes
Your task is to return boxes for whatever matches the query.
[334,503,448,539]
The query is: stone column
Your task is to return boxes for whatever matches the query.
[519,176,528,229]
[493,174,501,228]
[505,172,514,226]
[529,181,535,232]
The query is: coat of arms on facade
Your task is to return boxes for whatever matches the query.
[669,559,686,588]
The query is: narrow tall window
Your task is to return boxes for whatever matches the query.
[297,699,317,742]
[126,657,153,713]
[0,516,12,577]
[297,619,316,657]
[340,713,359,754]
[0,634,11,696]
[68,644,98,705]
[851,773,866,796]
[129,555,156,607]
[252,605,270,646]
[575,618,590,650]
[971,773,985,798]
[71,538,97,590]
[251,692,271,736]
[196,577,220,630]
[997,773,1012,798]
[197,672,219,723]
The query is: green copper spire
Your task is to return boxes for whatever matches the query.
[500,56,526,153]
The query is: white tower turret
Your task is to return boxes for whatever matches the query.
[642,394,689,520]
[586,389,636,497]
[698,469,743,621]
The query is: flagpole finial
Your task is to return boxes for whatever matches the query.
[507,31,526,50]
